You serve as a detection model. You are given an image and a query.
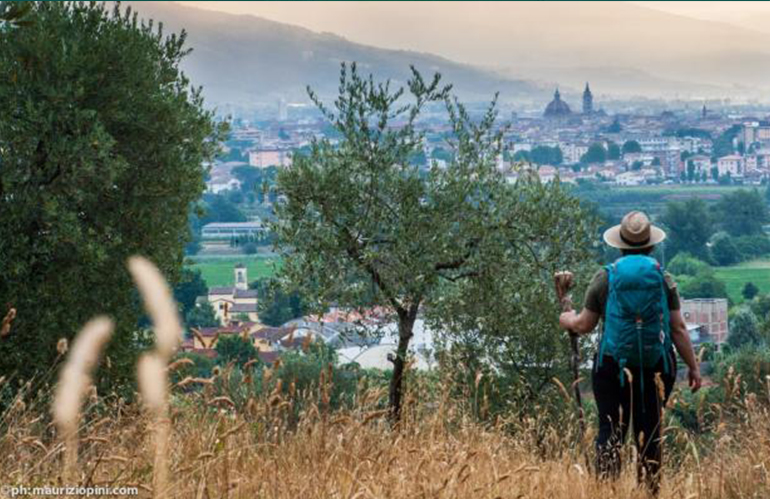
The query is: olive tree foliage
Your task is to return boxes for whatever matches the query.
[0,2,226,389]
[427,177,597,420]
[273,63,597,420]
[0,1,32,27]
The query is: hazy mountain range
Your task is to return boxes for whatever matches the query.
[127,2,551,107]
[128,1,770,107]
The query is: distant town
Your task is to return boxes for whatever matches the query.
[208,84,770,195]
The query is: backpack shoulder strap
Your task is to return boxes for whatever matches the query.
[655,262,673,375]
[605,261,617,292]
[597,262,617,368]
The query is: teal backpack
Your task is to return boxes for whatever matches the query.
[597,255,672,393]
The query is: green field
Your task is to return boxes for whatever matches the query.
[715,259,770,304]
[185,256,281,287]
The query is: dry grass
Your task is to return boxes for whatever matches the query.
[1,376,769,499]
[2,256,770,498]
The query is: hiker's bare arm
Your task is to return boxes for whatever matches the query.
[670,309,702,392]
[559,309,599,335]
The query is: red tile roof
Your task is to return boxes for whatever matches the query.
[252,326,294,342]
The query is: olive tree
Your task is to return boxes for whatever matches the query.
[273,63,596,421]
[0,2,226,388]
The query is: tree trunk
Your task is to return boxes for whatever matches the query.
[388,310,416,423]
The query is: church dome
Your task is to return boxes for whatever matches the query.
[544,89,572,118]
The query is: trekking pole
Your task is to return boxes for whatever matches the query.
[554,271,585,436]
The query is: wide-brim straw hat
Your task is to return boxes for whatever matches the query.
[603,211,666,250]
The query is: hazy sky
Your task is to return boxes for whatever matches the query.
[177,1,770,33]
[634,1,770,20]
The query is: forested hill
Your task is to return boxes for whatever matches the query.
[125,1,548,106]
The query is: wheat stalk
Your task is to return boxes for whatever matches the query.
[51,316,114,483]
[128,255,183,499]
[1,307,16,338]
[128,256,182,359]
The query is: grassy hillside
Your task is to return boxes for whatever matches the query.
[3,375,767,498]
[186,255,280,287]
[5,254,768,498]
[715,258,770,303]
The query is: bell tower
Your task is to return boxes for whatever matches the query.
[582,83,593,115]
[234,263,248,291]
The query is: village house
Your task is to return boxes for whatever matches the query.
[206,264,259,325]
[251,326,297,352]
[182,322,296,365]
[190,322,262,349]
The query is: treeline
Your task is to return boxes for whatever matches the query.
[507,140,641,168]
[659,189,770,265]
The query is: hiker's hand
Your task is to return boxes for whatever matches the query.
[559,310,577,331]
[688,367,702,393]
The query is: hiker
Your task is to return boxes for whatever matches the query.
[558,211,702,494]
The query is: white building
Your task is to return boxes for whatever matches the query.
[685,155,711,176]
[336,318,436,371]
[639,137,668,153]
[207,178,242,194]
[201,222,267,241]
[742,121,770,146]
[623,152,655,168]
[717,155,744,176]
[745,154,758,172]
[248,149,292,168]
[512,142,533,154]
[615,171,645,186]
[561,143,589,164]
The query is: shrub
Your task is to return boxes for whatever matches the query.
[710,233,742,266]
[668,385,724,435]
[743,282,760,301]
[678,268,729,301]
[713,346,770,403]
[243,242,259,255]
[667,253,710,277]
[750,293,770,321]
[727,307,761,350]
[215,335,260,368]
[203,340,390,418]
[170,352,216,384]
[735,235,770,260]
